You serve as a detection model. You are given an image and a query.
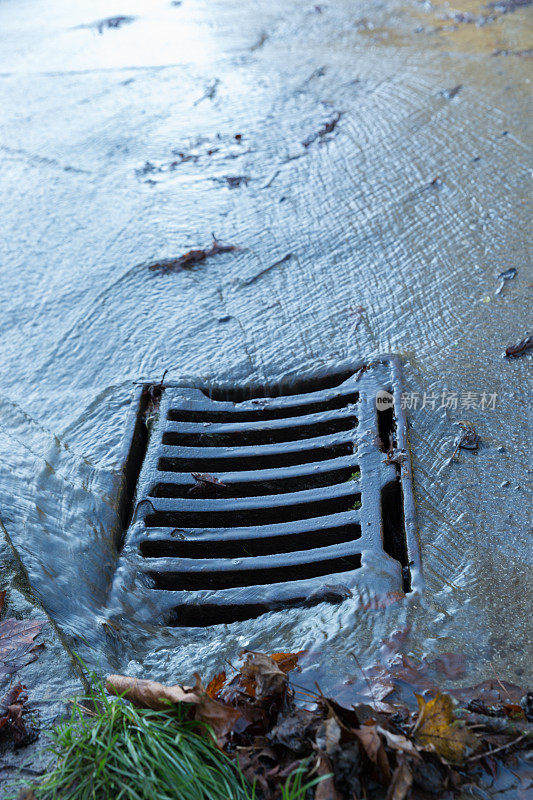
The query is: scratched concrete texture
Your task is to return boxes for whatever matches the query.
[0,0,531,716]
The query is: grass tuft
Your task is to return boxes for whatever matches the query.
[17,681,250,800]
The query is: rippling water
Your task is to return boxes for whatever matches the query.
[0,0,531,705]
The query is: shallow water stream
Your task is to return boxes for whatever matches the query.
[0,0,531,710]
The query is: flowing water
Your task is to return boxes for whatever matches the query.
[0,0,531,713]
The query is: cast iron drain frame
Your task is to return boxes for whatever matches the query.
[111,355,421,626]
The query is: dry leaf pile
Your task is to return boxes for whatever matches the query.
[107,650,532,800]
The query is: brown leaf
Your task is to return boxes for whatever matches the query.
[195,691,242,745]
[0,618,46,677]
[269,707,318,755]
[0,682,36,745]
[386,761,413,800]
[106,675,200,710]
[316,717,342,755]
[502,703,526,720]
[431,653,467,680]
[270,651,304,674]
[315,752,343,800]
[355,723,391,783]
[206,671,226,699]
[377,726,421,759]
[504,335,533,358]
[414,693,478,763]
[239,651,287,700]
[0,590,6,613]
[450,678,525,707]
[106,673,242,745]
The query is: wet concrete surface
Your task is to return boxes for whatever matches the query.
[0,0,531,756]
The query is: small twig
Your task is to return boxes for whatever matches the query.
[157,369,168,388]
[489,661,513,702]
[467,735,527,763]
[350,652,378,707]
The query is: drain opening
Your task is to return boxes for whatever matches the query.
[377,387,396,452]
[140,524,361,559]
[202,369,355,402]
[145,493,361,528]
[381,479,410,592]
[158,442,354,473]
[162,416,357,448]
[167,391,359,423]
[147,553,362,591]
[150,466,360,498]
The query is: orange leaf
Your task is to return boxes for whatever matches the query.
[206,671,226,699]
[270,651,305,674]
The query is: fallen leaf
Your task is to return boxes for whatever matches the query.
[269,707,318,755]
[0,618,46,677]
[206,671,226,699]
[195,690,242,745]
[0,590,5,613]
[450,679,525,707]
[355,723,391,782]
[106,675,200,710]
[302,112,342,147]
[315,717,342,755]
[386,761,413,800]
[504,335,533,358]
[270,651,304,674]
[315,752,342,800]
[106,673,241,744]
[377,726,421,759]
[414,693,478,763]
[0,682,38,746]
[502,703,526,721]
[239,651,287,700]
[431,653,467,680]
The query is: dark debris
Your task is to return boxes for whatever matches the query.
[504,335,533,358]
[302,112,342,148]
[148,237,239,274]
[92,16,136,34]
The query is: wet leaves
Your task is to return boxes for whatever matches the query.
[106,651,532,799]
[189,472,227,497]
[141,370,167,422]
[504,335,533,358]
[0,682,38,747]
[148,236,239,274]
[444,422,480,468]
[0,617,46,678]
[223,175,250,188]
[455,421,480,451]
[413,693,478,763]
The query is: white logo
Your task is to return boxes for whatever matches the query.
[376,390,394,411]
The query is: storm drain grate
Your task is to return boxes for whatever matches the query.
[114,356,421,626]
